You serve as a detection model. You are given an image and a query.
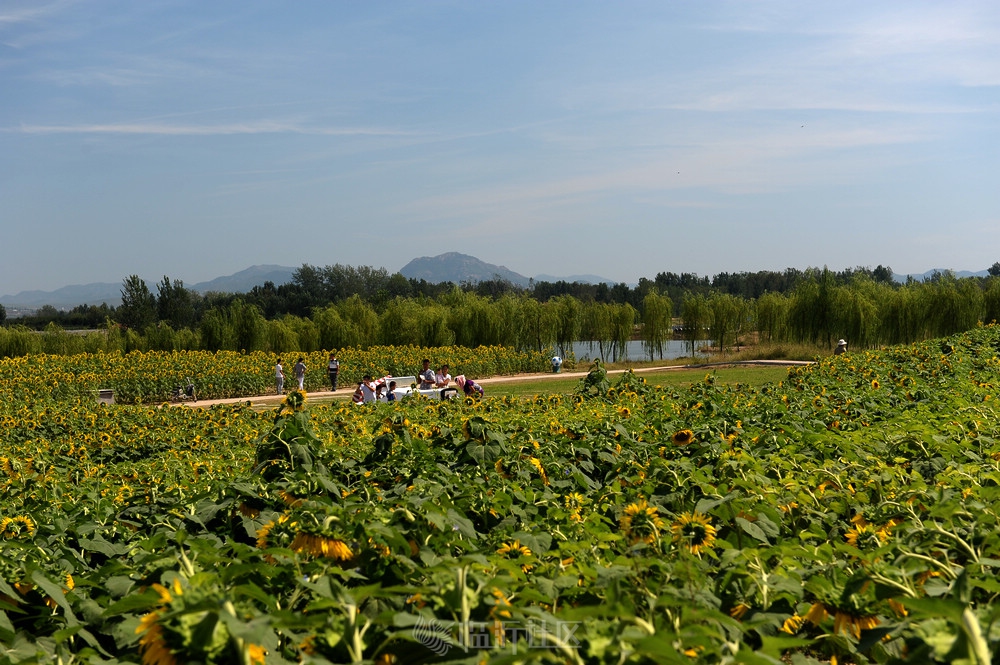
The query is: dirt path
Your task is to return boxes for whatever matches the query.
[177,359,811,409]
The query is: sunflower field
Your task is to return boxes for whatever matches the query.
[0,345,549,405]
[4,327,1000,663]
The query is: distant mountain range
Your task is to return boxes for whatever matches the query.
[1,265,298,309]
[2,256,991,312]
[1,254,617,311]
[399,252,616,288]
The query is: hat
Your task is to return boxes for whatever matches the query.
[837,339,847,346]
[456,375,466,389]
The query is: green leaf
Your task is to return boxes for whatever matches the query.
[736,517,770,544]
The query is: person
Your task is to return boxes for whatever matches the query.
[552,356,563,373]
[294,357,306,390]
[386,380,398,402]
[360,375,391,403]
[435,364,452,388]
[834,339,848,356]
[418,358,436,390]
[456,375,483,399]
[436,364,458,399]
[376,384,387,402]
[275,359,285,394]
[327,353,340,390]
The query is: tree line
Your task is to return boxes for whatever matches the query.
[3,262,1000,359]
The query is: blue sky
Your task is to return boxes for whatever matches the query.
[2,1,999,295]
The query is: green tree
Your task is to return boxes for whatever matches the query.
[0,303,6,326]
[156,276,195,329]
[708,293,743,354]
[118,275,157,332]
[610,302,637,362]
[641,290,673,361]
[681,293,710,357]
[551,295,582,359]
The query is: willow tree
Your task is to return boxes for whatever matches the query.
[983,277,1000,325]
[707,293,744,354]
[641,290,673,361]
[515,296,558,353]
[611,303,638,362]
[829,280,880,350]
[681,293,710,357]
[920,276,983,338]
[551,295,582,359]
[378,297,425,347]
[579,300,613,360]
[755,292,789,343]
[199,299,265,352]
[879,285,923,346]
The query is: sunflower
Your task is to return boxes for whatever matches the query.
[290,533,354,561]
[621,500,665,545]
[845,523,888,550]
[136,611,178,665]
[871,379,880,390]
[834,611,880,639]
[0,516,36,538]
[780,614,805,634]
[528,457,549,484]
[497,540,532,558]
[672,429,695,446]
[670,511,717,554]
[282,389,308,413]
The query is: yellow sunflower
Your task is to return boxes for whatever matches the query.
[0,516,36,538]
[496,540,532,558]
[290,533,353,561]
[672,429,695,446]
[621,500,665,545]
[845,523,888,549]
[670,511,717,554]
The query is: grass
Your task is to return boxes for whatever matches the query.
[293,364,792,408]
[490,365,791,397]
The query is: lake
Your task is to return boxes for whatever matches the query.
[564,339,712,363]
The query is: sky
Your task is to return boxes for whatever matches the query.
[2,1,999,295]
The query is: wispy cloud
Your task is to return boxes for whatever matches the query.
[0,0,75,26]
[8,121,415,136]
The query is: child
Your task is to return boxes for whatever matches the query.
[456,375,484,398]
[387,381,398,402]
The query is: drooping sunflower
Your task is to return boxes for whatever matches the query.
[282,389,308,413]
[0,516,36,538]
[670,511,716,554]
[136,611,177,665]
[672,429,695,446]
[290,532,354,561]
[135,580,183,665]
[621,500,665,545]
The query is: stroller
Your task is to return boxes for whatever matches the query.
[171,378,197,403]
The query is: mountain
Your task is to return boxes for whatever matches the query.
[1,265,297,309]
[893,269,990,283]
[190,265,296,294]
[399,253,617,286]
[534,273,618,285]
[400,252,531,287]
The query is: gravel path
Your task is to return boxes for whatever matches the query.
[176,359,812,408]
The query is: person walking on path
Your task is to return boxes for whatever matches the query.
[294,357,307,390]
[275,359,285,394]
[327,353,340,390]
